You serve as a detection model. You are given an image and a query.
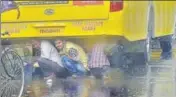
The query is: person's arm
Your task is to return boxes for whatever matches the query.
[79,50,89,70]
[104,44,116,56]
[69,46,89,70]
[40,41,52,59]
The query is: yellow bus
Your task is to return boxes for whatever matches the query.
[1,0,176,63]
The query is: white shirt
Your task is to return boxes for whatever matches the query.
[40,40,63,67]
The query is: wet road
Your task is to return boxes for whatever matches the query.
[1,40,175,97]
[25,70,147,97]
[25,51,176,97]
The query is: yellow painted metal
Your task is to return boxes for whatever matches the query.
[123,1,149,41]
[1,1,110,22]
[1,1,176,41]
[153,1,176,38]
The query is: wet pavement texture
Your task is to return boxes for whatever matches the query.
[25,58,176,97]
[25,68,172,97]
[2,40,176,97]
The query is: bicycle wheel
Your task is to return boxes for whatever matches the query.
[0,49,24,97]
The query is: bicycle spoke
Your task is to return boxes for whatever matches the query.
[0,49,24,97]
[12,52,24,78]
[0,81,10,95]
[14,69,22,79]
[0,80,21,97]
[1,54,14,78]
[0,73,8,80]
[0,79,9,87]
[6,53,17,76]
[9,82,18,97]
[8,85,13,97]
[5,53,13,69]
[13,66,22,78]
[8,81,19,97]
[6,84,11,97]
[13,62,20,74]
[11,80,22,97]
[2,83,14,97]
[2,51,23,78]
[1,84,9,97]
[12,53,21,71]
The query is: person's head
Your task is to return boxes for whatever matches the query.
[55,39,65,50]
[31,40,40,49]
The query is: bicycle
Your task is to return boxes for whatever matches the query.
[0,47,24,97]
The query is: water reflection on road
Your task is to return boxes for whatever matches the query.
[26,63,175,97]
[26,69,148,97]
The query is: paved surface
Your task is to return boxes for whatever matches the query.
[1,40,176,97]
[25,45,176,97]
